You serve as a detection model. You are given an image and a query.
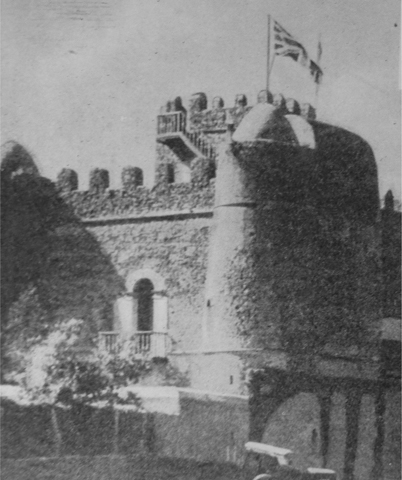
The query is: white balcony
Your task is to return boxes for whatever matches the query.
[99,331,170,358]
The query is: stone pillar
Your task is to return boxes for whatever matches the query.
[57,168,78,192]
[318,389,333,467]
[114,295,135,339]
[301,103,317,121]
[383,389,401,480]
[202,136,257,351]
[234,94,247,108]
[273,93,286,111]
[172,96,185,112]
[89,168,109,194]
[354,393,376,480]
[153,292,168,332]
[257,89,273,104]
[285,98,301,115]
[122,167,143,190]
[189,92,207,114]
[343,390,362,480]
[212,96,224,109]
[327,392,347,473]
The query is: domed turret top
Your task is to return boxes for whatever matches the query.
[232,103,315,149]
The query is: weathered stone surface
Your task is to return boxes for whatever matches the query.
[285,98,301,115]
[62,182,214,218]
[88,216,211,351]
[89,168,109,194]
[189,92,207,114]
[191,157,215,187]
[257,89,273,104]
[57,168,78,192]
[300,103,317,121]
[204,117,381,362]
[121,166,143,190]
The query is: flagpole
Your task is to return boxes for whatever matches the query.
[266,14,271,92]
[314,33,322,110]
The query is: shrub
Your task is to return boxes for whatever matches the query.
[14,318,150,407]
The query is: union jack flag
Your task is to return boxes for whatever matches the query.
[273,20,323,84]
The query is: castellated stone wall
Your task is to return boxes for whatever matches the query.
[35,211,212,353]
[54,174,214,350]
[85,216,211,351]
[53,159,215,351]
[59,172,214,219]
[2,147,216,379]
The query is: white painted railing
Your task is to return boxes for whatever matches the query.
[99,331,119,353]
[99,331,170,358]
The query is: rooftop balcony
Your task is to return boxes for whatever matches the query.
[156,112,216,162]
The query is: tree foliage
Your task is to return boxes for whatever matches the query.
[11,318,151,407]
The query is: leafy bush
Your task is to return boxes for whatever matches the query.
[13,318,151,407]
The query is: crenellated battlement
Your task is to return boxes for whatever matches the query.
[158,89,316,135]
[57,88,372,222]
[155,89,318,194]
[56,166,215,219]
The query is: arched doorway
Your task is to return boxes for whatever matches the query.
[133,278,154,331]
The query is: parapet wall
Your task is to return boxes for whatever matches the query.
[160,90,317,133]
[56,168,215,219]
[58,89,320,221]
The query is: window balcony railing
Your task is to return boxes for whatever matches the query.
[99,331,170,358]
[100,331,119,353]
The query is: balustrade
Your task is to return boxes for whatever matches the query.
[157,112,216,161]
[99,331,119,353]
[157,112,185,134]
[99,331,169,358]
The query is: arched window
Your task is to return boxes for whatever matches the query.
[133,279,154,331]
[114,269,168,339]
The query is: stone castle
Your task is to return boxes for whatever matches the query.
[1,90,400,479]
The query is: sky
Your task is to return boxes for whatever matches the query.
[1,0,401,200]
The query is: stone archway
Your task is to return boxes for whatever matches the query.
[126,268,166,294]
[261,392,323,471]
[247,368,388,480]
[248,369,299,444]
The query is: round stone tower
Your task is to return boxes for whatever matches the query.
[202,101,380,376]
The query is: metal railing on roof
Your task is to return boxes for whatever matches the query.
[157,112,216,161]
